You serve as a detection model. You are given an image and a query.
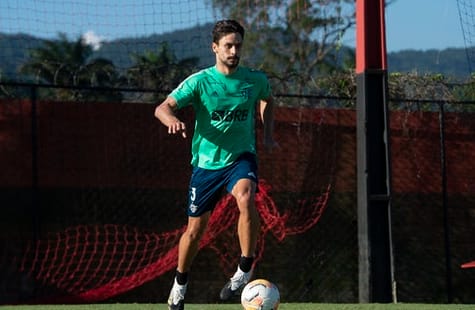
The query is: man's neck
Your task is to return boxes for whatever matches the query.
[215,63,238,75]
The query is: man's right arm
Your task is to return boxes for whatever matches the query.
[154,96,187,138]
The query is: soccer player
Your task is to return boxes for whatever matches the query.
[154,19,277,310]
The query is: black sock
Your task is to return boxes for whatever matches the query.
[239,256,254,273]
[175,270,188,285]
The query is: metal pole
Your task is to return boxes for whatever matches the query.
[30,86,40,241]
[439,102,453,303]
[356,0,394,302]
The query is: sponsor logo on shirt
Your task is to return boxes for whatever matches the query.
[211,109,249,122]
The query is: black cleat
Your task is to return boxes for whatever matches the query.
[219,267,252,301]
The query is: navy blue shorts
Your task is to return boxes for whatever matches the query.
[187,152,258,217]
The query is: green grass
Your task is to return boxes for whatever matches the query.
[0,304,474,310]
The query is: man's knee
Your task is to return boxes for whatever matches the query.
[184,214,209,241]
[232,179,256,203]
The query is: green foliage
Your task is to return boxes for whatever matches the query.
[451,74,475,101]
[387,72,475,111]
[124,43,198,102]
[312,70,356,99]
[10,35,199,102]
[19,33,122,101]
[282,70,475,110]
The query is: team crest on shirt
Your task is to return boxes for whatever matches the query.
[240,87,252,100]
[189,203,198,214]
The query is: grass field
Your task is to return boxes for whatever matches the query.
[0,304,474,310]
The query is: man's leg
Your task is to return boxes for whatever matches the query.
[220,178,259,300]
[168,213,210,310]
[232,178,259,257]
[178,213,211,273]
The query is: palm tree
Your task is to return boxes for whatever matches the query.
[20,33,121,101]
[125,42,198,102]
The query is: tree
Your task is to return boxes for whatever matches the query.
[20,33,121,101]
[125,43,198,102]
[378,72,475,116]
[126,42,198,90]
[450,74,475,105]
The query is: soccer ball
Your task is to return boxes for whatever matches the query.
[241,279,280,310]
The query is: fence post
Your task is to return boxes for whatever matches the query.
[439,101,453,303]
[30,86,40,241]
[356,0,395,303]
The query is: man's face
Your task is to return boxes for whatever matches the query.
[213,32,243,69]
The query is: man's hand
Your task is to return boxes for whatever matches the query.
[168,119,187,138]
[155,97,187,138]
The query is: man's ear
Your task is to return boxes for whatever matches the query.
[211,42,218,53]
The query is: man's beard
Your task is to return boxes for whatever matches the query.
[226,56,240,68]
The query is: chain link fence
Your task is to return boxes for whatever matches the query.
[0,84,474,304]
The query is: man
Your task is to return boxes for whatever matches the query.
[154,19,276,310]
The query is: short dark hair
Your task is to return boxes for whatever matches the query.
[212,20,245,43]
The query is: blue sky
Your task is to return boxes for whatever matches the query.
[341,0,466,52]
[384,0,466,52]
[0,0,468,53]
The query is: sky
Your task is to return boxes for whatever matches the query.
[382,0,466,52]
[340,0,467,52]
[0,0,469,53]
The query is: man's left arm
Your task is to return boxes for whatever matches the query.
[259,96,278,151]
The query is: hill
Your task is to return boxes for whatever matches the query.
[387,48,471,78]
[0,24,472,82]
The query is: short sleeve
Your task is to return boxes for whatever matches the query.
[261,76,271,99]
[169,74,198,109]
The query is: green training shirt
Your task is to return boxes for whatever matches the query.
[169,65,271,170]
